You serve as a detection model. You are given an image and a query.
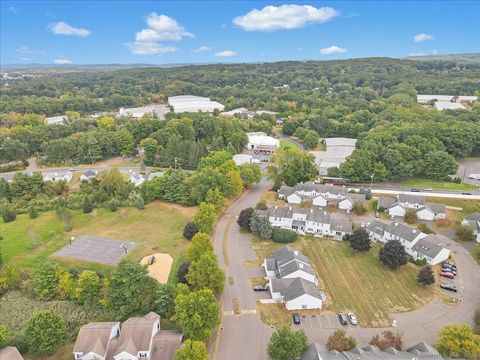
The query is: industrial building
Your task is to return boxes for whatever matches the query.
[168,95,225,113]
[117,105,170,119]
[246,132,279,153]
[311,137,357,175]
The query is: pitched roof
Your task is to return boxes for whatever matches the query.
[345,193,366,203]
[270,278,322,301]
[150,330,183,360]
[366,220,390,236]
[73,322,119,356]
[398,194,426,205]
[278,259,315,277]
[306,208,331,224]
[411,238,445,259]
[378,197,397,209]
[278,185,295,197]
[0,347,24,360]
[114,312,160,356]
[268,206,295,219]
[464,212,480,221]
[330,213,352,233]
[269,246,310,268]
[426,202,446,214]
[388,221,422,242]
[301,343,344,360]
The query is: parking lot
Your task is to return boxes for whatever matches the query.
[456,157,480,186]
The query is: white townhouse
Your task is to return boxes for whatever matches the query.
[263,246,316,284]
[269,277,324,310]
[73,322,120,360]
[380,194,446,221]
[128,172,146,187]
[366,220,450,265]
[42,170,73,183]
[462,213,480,243]
[265,206,352,240]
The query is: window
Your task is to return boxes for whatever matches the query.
[302,304,307,309]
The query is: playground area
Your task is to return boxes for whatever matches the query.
[140,253,174,283]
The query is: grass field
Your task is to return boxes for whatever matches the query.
[428,197,480,233]
[251,237,434,327]
[396,178,477,191]
[1,201,195,274]
[279,139,298,149]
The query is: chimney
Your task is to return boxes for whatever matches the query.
[294,250,298,256]
[299,263,303,269]
[394,222,398,226]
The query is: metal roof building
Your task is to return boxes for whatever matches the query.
[168,95,225,113]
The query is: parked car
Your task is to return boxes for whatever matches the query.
[442,262,457,270]
[375,212,380,218]
[440,283,457,292]
[410,188,421,192]
[338,313,348,325]
[440,271,454,279]
[292,313,301,325]
[424,188,433,191]
[462,192,472,195]
[441,266,457,276]
[347,313,358,325]
[253,284,268,292]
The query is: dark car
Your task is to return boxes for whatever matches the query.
[253,284,268,292]
[410,188,421,192]
[440,283,457,292]
[462,192,472,195]
[442,262,457,270]
[292,313,301,325]
[440,271,454,279]
[441,267,457,276]
[338,313,348,325]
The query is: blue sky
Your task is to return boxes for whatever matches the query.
[1,1,479,65]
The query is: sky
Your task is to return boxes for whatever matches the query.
[1,1,479,65]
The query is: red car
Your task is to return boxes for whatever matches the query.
[440,271,454,279]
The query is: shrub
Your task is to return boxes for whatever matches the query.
[272,228,298,243]
[177,261,191,284]
[417,223,433,234]
[404,209,417,224]
[456,224,474,241]
[250,212,272,239]
[1,207,16,223]
[370,331,403,350]
[183,222,199,240]
[28,206,38,219]
[326,330,356,351]
[352,202,367,215]
[417,265,435,285]
[82,198,94,213]
[24,311,67,355]
[255,201,268,210]
[237,207,254,230]
[108,199,119,212]
[136,196,145,210]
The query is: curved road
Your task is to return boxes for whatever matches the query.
[211,178,480,359]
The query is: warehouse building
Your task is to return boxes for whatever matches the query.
[311,137,357,175]
[168,95,225,113]
[118,105,170,119]
[246,132,279,153]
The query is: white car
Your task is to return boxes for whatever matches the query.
[468,174,480,180]
[347,312,358,325]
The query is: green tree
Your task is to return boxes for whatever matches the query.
[379,240,408,270]
[75,270,101,304]
[239,163,262,188]
[155,283,175,318]
[303,130,319,149]
[205,188,226,213]
[272,228,298,243]
[173,339,209,360]
[417,265,435,286]
[55,267,74,300]
[326,330,357,351]
[456,224,474,241]
[269,148,317,186]
[193,202,217,234]
[172,288,220,342]
[140,137,159,166]
[187,252,225,296]
[109,259,158,319]
[474,309,480,335]
[237,207,254,230]
[404,209,418,224]
[188,232,213,261]
[436,324,480,359]
[32,262,61,300]
[250,212,272,239]
[423,151,458,179]
[0,324,7,348]
[1,206,17,223]
[347,228,371,252]
[99,167,130,198]
[0,265,21,294]
[24,311,67,355]
[352,202,367,215]
[267,326,308,360]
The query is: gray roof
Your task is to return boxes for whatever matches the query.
[278,259,315,278]
[330,213,353,233]
[270,278,322,301]
[296,182,348,196]
[150,330,183,360]
[268,206,294,219]
[278,185,295,197]
[114,312,160,356]
[464,212,480,221]
[83,169,98,177]
[0,347,24,360]
[411,238,445,259]
[388,222,422,242]
[302,341,443,360]
[426,202,446,214]
[265,258,276,271]
[306,208,332,223]
[269,246,310,268]
[366,220,390,236]
[398,194,426,206]
[346,193,366,203]
[377,197,397,209]
[73,322,119,356]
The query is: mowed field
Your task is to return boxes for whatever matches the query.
[298,237,434,327]
[1,201,195,274]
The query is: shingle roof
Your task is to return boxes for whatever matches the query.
[270,278,322,301]
[345,193,366,203]
[269,246,310,268]
[426,202,446,214]
[73,322,119,356]
[366,220,390,236]
[377,197,397,209]
[278,185,295,197]
[150,330,183,360]
[278,259,315,277]
[301,343,344,360]
[398,194,426,205]
[464,212,480,221]
[330,213,352,233]
[268,206,294,219]
[411,238,445,259]
[306,208,331,223]
[114,312,160,356]
[388,222,422,242]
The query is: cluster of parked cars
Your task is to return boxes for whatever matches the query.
[468,173,480,180]
[440,262,458,293]
[338,312,357,326]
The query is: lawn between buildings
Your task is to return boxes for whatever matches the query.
[395,178,478,191]
[1,200,195,278]
[250,236,436,327]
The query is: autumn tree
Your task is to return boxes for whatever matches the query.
[326,330,357,351]
[370,331,403,350]
[436,324,480,359]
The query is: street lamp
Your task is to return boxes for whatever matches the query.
[370,173,375,191]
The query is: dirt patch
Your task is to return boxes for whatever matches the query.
[140,253,173,284]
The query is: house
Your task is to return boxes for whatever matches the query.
[410,235,450,265]
[301,341,446,359]
[168,95,224,113]
[45,115,67,125]
[129,172,146,187]
[233,154,253,166]
[265,206,352,240]
[381,195,446,221]
[263,246,316,284]
[118,105,170,119]
[42,170,73,183]
[80,169,98,181]
[462,213,480,242]
[0,347,24,360]
[338,193,366,213]
[147,172,163,181]
[73,322,120,360]
[310,137,357,175]
[269,277,324,310]
[366,220,450,265]
[246,132,279,153]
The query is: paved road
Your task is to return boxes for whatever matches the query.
[273,131,306,150]
[211,178,274,360]
[349,187,480,200]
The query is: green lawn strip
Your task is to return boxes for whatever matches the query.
[396,178,477,191]
[279,139,298,149]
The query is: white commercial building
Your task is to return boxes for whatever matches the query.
[311,137,357,175]
[434,102,466,111]
[45,115,67,125]
[246,132,279,153]
[118,105,170,119]
[168,95,225,113]
[233,154,253,166]
[417,95,478,104]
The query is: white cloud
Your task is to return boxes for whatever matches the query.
[125,41,178,55]
[49,21,91,37]
[54,58,73,64]
[127,13,192,55]
[319,46,347,55]
[8,6,17,13]
[193,46,211,53]
[215,50,236,57]
[16,46,47,56]
[233,4,339,31]
[414,33,433,42]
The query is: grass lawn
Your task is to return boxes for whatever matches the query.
[261,191,286,207]
[429,197,480,233]
[279,139,298,149]
[471,243,480,266]
[1,201,195,275]
[250,237,434,327]
[396,178,477,191]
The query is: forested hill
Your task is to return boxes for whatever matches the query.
[1,57,479,115]
[405,53,480,64]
